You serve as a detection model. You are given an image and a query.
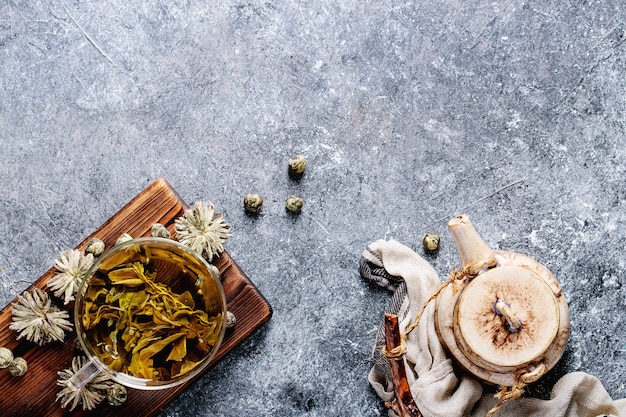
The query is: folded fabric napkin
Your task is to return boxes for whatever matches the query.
[360,239,625,417]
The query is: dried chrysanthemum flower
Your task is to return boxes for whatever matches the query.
[56,356,114,411]
[151,223,171,239]
[47,249,95,304]
[286,195,304,213]
[422,232,440,252]
[8,357,27,376]
[0,347,14,368]
[106,383,127,406]
[243,193,264,214]
[207,263,221,281]
[288,154,307,178]
[174,201,231,261]
[116,233,133,245]
[84,238,105,257]
[9,288,73,345]
[225,311,237,329]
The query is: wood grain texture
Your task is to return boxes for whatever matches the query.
[0,178,272,417]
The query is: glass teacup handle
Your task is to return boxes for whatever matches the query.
[69,357,102,389]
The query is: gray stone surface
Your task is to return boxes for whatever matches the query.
[1,0,626,415]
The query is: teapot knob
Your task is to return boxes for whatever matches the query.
[493,299,523,333]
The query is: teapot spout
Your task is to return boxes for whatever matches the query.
[448,215,495,268]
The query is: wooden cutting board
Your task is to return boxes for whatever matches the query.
[0,178,272,417]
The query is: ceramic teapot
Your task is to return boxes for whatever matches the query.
[434,215,570,386]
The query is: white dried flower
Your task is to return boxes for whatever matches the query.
[151,223,171,239]
[288,154,307,177]
[106,383,127,406]
[286,195,304,213]
[225,311,237,329]
[47,249,95,304]
[56,356,114,411]
[0,347,14,368]
[9,288,73,345]
[243,193,264,214]
[116,233,133,245]
[175,201,231,261]
[84,238,105,257]
[8,357,27,376]
[207,264,221,281]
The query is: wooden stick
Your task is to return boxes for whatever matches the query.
[383,313,422,417]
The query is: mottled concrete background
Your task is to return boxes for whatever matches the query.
[1,1,625,416]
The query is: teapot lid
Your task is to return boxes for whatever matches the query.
[453,265,560,370]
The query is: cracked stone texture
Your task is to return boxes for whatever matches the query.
[1,1,626,416]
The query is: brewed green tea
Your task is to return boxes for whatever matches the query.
[79,241,224,382]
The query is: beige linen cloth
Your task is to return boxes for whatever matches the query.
[360,239,626,417]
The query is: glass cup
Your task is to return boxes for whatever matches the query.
[72,237,227,390]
